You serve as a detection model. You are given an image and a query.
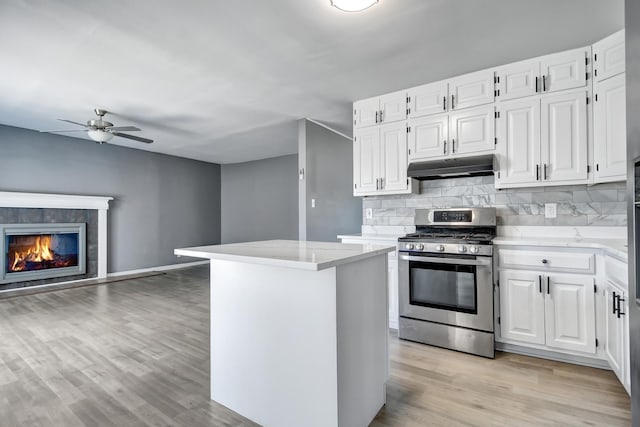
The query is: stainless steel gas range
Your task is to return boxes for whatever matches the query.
[398,207,496,358]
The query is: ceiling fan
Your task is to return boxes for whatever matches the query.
[41,108,153,144]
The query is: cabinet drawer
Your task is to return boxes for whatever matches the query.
[605,256,628,288]
[499,249,595,274]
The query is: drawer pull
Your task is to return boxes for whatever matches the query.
[541,259,548,264]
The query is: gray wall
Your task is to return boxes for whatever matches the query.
[0,125,221,273]
[221,154,298,243]
[625,1,640,423]
[299,120,362,242]
[363,177,627,232]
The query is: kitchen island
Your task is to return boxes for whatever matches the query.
[174,240,394,427]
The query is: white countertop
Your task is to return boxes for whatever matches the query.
[174,240,395,271]
[493,236,628,260]
[337,233,402,243]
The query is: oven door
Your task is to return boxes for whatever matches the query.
[398,253,493,332]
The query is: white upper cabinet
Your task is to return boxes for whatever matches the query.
[353,124,413,196]
[593,29,625,82]
[496,98,541,185]
[449,69,495,111]
[594,73,627,182]
[354,91,407,129]
[408,114,449,161]
[353,98,380,129]
[541,90,588,183]
[353,127,380,194]
[408,80,449,118]
[449,105,495,156]
[544,274,596,354]
[496,59,541,101]
[380,122,409,192]
[540,47,588,93]
[380,91,408,124]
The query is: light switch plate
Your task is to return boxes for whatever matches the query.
[366,208,373,219]
[311,199,316,208]
[545,203,557,219]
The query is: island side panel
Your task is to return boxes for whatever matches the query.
[210,259,339,427]
[336,254,388,427]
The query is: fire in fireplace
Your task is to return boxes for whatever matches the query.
[1,223,86,284]
[7,233,79,273]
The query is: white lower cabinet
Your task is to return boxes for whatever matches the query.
[499,269,596,354]
[605,280,625,385]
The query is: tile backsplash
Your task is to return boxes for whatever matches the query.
[362,176,627,229]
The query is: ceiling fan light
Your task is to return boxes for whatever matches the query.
[87,129,114,143]
[330,0,378,12]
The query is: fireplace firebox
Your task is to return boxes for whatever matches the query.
[1,223,86,284]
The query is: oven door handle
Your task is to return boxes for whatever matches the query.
[399,255,491,266]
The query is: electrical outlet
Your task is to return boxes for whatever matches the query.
[311,199,316,208]
[366,208,373,219]
[545,203,557,219]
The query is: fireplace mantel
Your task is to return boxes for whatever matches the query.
[0,191,113,279]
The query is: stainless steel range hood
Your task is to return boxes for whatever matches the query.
[407,155,496,180]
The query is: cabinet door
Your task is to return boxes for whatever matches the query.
[408,114,449,161]
[496,98,541,186]
[540,47,588,93]
[541,90,588,183]
[544,274,596,354]
[605,281,625,384]
[499,270,546,345]
[353,127,380,195]
[449,69,495,111]
[380,122,409,192]
[408,81,448,118]
[496,59,541,101]
[593,30,625,82]
[354,98,380,129]
[449,105,495,156]
[594,73,627,182]
[380,91,407,124]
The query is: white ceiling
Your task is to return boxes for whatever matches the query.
[0,0,623,164]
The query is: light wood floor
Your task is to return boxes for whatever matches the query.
[0,266,631,426]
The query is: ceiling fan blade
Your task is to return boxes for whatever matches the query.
[108,126,141,132]
[57,119,88,127]
[112,132,153,144]
[40,129,88,133]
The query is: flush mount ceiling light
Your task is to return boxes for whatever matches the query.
[330,0,378,12]
[87,129,114,143]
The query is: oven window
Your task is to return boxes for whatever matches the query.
[409,261,477,314]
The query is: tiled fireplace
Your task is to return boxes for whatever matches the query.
[0,191,112,292]
[1,223,86,284]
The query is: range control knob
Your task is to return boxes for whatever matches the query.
[436,245,445,252]
[458,245,467,253]
[406,243,415,250]
[469,246,480,254]
[416,243,424,250]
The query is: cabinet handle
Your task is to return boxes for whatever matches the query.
[613,291,618,314]
[443,141,447,154]
[544,163,548,180]
[443,96,447,111]
[535,76,539,93]
[376,178,379,190]
[380,177,384,189]
[536,164,540,181]
[451,94,455,110]
[452,139,456,153]
[375,111,378,123]
[543,75,547,91]
[541,259,548,264]
[538,275,542,293]
[617,294,626,318]
[379,110,384,122]
[546,276,550,295]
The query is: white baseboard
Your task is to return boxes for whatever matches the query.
[107,260,209,277]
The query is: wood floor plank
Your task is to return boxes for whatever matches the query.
[0,265,631,426]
